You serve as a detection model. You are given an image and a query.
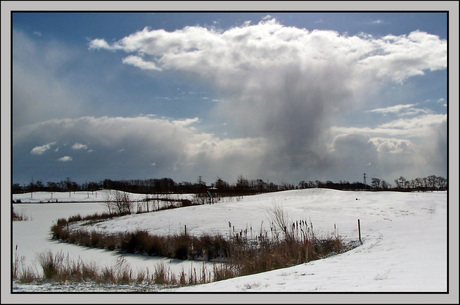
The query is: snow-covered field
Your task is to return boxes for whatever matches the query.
[4,188,455,303]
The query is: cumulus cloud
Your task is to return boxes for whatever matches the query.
[72,143,88,150]
[89,19,446,85]
[368,137,415,154]
[328,110,447,181]
[58,156,72,162]
[13,17,447,184]
[30,142,56,155]
[88,38,111,50]
[82,17,449,182]
[325,129,444,183]
[357,31,447,83]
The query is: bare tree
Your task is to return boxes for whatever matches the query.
[381,180,390,190]
[371,178,381,189]
[394,176,407,190]
[104,190,133,215]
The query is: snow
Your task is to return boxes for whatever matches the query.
[5,188,454,302]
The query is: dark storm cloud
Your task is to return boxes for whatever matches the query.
[13,116,268,183]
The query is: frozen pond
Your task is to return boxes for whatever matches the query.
[12,198,218,281]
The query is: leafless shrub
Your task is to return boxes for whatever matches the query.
[265,202,292,240]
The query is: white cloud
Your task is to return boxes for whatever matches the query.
[358,30,447,83]
[16,107,447,184]
[30,142,56,155]
[326,127,444,182]
[89,19,446,85]
[369,104,431,117]
[72,143,88,150]
[13,17,447,185]
[369,104,416,114]
[368,137,415,154]
[379,113,446,134]
[332,113,446,138]
[172,117,199,127]
[84,17,447,182]
[88,38,111,50]
[327,111,447,180]
[122,55,162,71]
[58,156,72,162]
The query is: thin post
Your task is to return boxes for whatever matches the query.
[358,219,362,245]
[305,239,309,262]
[184,224,187,236]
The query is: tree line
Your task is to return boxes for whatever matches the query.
[12,174,447,195]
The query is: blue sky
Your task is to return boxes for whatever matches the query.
[11,11,448,186]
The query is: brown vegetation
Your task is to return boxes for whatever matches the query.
[45,204,353,287]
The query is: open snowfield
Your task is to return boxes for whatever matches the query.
[4,188,457,303]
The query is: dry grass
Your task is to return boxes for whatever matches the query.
[13,249,238,287]
[12,208,29,221]
[33,201,355,287]
[13,198,362,286]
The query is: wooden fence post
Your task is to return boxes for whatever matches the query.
[358,219,362,245]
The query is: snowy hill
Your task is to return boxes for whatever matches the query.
[10,189,448,295]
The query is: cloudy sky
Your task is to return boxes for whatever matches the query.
[11,11,448,186]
